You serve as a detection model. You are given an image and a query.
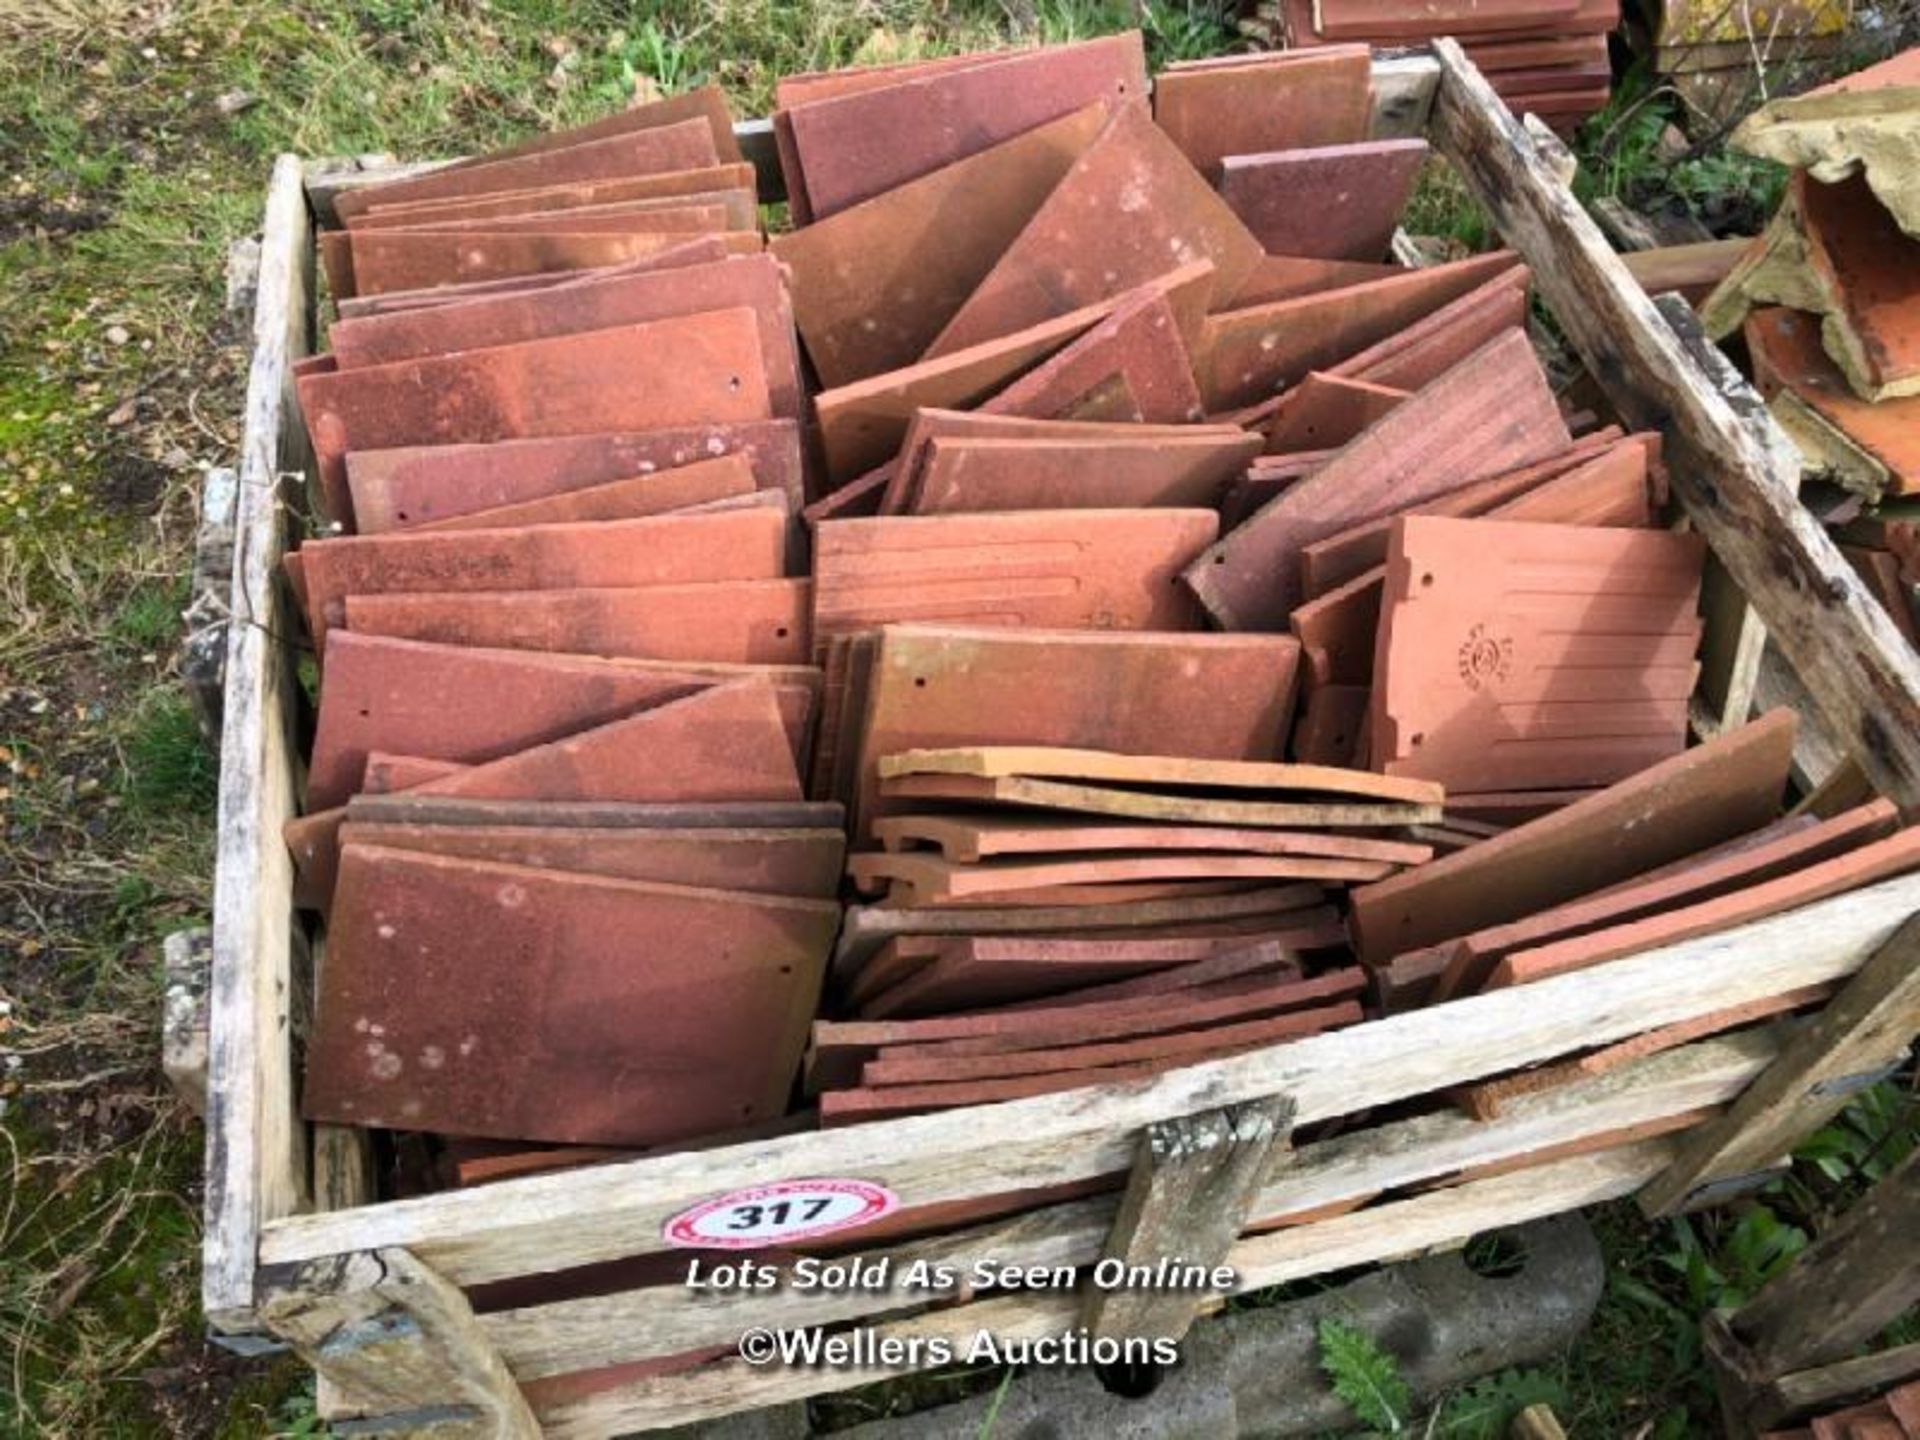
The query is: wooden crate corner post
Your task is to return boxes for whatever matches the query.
[1366,54,1442,140]
[1644,293,1780,743]
[1702,1149,1920,1435]
[263,1248,540,1437]
[203,150,319,1336]
[1084,1095,1297,1343]
[1641,912,1920,1216]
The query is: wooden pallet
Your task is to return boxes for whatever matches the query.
[201,44,1920,1436]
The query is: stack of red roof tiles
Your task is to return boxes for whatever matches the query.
[278,37,1917,1213]
[1259,7,1615,131]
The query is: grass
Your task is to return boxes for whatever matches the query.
[0,0,1912,1433]
[119,692,219,818]
[1401,158,1493,256]
[110,578,190,658]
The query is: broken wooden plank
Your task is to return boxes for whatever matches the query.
[1641,911,1920,1215]
[1083,1097,1295,1342]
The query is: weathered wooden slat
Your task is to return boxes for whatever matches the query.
[1756,641,1848,792]
[264,1249,538,1437]
[534,1140,1674,1436]
[1669,293,1787,741]
[256,875,1915,1287]
[1706,1156,1920,1434]
[1179,1144,1656,1292]
[1768,1341,1920,1420]
[1709,1321,1920,1437]
[203,152,315,1332]
[1641,913,1920,1215]
[312,1126,376,1215]
[1084,1097,1295,1342]
[1368,55,1442,139]
[309,934,378,1218]
[489,1194,1104,1383]
[1731,1149,1920,1375]
[477,1030,1776,1381]
[1428,38,1920,815]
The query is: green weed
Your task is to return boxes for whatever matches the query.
[0,370,123,542]
[268,1383,332,1437]
[1559,1077,1918,1434]
[975,1368,1014,1438]
[1561,1205,1720,1434]
[0,1119,206,1435]
[1573,64,1787,232]
[998,0,1239,66]
[1318,1316,1413,1434]
[1668,148,1788,219]
[1139,0,1242,66]
[1435,1368,1570,1438]
[7,76,118,189]
[1,734,51,840]
[1786,1078,1916,1194]
[1314,1310,1571,1437]
[1656,1205,1808,1314]
[581,21,708,106]
[1577,68,1673,201]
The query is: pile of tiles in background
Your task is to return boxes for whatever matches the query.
[1248,2,1615,130]
[276,35,1920,1192]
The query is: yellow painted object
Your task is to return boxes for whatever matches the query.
[1657,0,1849,50]
[1654,0,1854,129]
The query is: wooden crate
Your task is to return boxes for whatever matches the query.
[202,42,1920,1437]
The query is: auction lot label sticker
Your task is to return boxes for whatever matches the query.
[664,1179,899,1249]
